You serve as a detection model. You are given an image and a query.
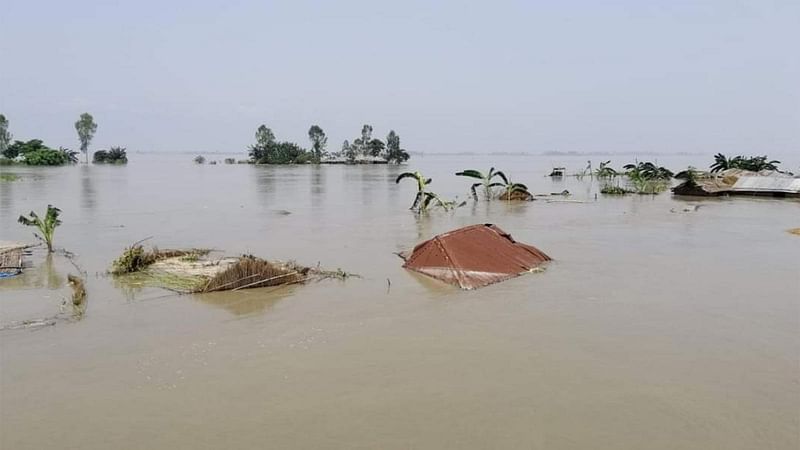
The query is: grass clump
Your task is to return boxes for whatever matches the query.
[1,173,20,181]
[111,244,208,275]
[600,185,632,195]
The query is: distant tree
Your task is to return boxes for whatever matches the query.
[307,125,328,163]
[74,113,97,163]
[194,155,206,164]
[368,138,385,157]
[248,125,310,164]
[255,125,276,148]
[249,125,276,162]
[0,114,11,155]
[384,130,410,164]
[342,140,357,163]
[351,124,373,157]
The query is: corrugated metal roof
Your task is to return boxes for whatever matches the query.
[732,176,800,194]
[402,224,551,290]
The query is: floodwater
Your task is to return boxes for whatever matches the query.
[1,153,799,449]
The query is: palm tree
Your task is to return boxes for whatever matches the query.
[18,205,62,252]
[455,167,508,200]
[396,171,433,210]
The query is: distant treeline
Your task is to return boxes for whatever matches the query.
[0,114,411,166]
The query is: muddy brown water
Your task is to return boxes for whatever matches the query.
[1,154,799,449]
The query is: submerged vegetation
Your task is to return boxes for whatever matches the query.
[93,147,128,164]
[18,205,62,252]
[623,161,674,194]
[494,175,533,201]
[455,167,508,201]
[600,184,633,195]
[395,171,461,212]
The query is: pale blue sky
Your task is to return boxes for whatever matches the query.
[1,0,798,154]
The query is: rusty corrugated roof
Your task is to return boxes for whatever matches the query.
[402,224,551,290]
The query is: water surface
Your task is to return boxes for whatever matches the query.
[1,154,799,449]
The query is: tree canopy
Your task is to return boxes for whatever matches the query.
[249,125,310,164]
[308,125,328,163]
[75,113,97,163]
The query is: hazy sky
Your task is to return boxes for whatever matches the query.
[1,0,798,154]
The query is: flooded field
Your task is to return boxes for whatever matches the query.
[1,154,799,449]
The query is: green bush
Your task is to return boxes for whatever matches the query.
[250,141,310,164]
[23,149,70,166]
[2,139,77,166]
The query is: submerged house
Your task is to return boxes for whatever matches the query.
[401,224,551,290]
[673,169,800,198]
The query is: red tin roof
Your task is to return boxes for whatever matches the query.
[402,224,551,289]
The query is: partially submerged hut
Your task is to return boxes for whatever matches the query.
[673,169,800,198]
[401,224,551,289]
[0,242,30,278]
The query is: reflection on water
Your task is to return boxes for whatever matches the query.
[192,284,296,316]
[80,165,95,211]
[0,253,64,290]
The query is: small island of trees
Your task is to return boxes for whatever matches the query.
[248,123,410,165]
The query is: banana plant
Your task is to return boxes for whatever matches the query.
[419,192,460,212]
[18,205,62,252]
[395,171,433,210]
[594,160,618,178]
[487,175,532,201]
[455,167,508,201]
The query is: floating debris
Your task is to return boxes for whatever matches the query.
[67,274,86,306]
[788,228,800,236]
